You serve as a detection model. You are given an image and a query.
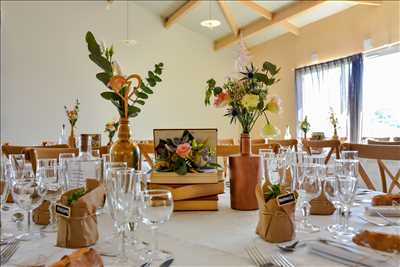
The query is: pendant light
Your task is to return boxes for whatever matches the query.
[200,1,221,29]
[120,0,136,46]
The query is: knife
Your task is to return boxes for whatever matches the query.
[160,258,174,267]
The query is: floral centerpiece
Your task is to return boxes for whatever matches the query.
[64,99,80,147]
[205,62,281,138]
[85,31,164,168]
[154,130,220,175]
[104,119,119,145]
[329,107,339,139]
[204,61,281,210]
[299,116,311,139]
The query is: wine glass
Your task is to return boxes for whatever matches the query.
[139,190,173,262]
[59,153,75,189]
[341,151,358,160]
[324,176,342,233]
[106,168,142,263]
[337,176,358,238]
[11,175,47,241]
[92,149,100,159]
[263,157,286,185]
[9,154,25,179]
[0,158,14,241]
[37,164,63,233]
[296,164,322,233]
[335,159,359,177]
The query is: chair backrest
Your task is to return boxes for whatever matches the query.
[268,139,298,152]
[26,147,79,173]
[251,138,266,145]
[367,139,400,145]
[218,138,235,145]
[394,137,400,142]
[341,143,400,193]
[138,143,155,168]
[251,143,280,154]
[1,143,69,157]
[302,139,341,164]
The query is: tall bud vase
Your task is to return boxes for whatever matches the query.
[110,118,141,170]
[229,133,261,210]
[68,127,76,148]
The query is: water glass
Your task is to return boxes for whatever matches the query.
[335,159,359,177]
[337,176,358,238]
[37,165,63,232]
[296,164,322,233]
[324,176,342,233]
[9,154,25,179]
[59,153,75,189]
[11,176,47,240]
[139,190,173,262]
[106,168,141,263]
[0,159,13,240]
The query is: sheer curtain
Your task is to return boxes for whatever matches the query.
[295,54,363,142]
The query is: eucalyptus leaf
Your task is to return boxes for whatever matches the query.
[89,54,112,73]
[137,92,148,99]
[85,32,102,56]
[136,99,145,105]
[101,91,121,101]
[96,72,112,86]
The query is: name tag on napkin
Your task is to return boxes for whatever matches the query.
[55,204,71,218]
[276,193,296,207]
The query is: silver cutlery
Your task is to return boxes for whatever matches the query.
[159,258,174,267]
[375,211,400,226]
[277,241,305,252]
[0,238,20,264]
[271,254,295,267]
[246,246,275,267]
[358,215,395,227]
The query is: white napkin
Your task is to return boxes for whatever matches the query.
[309,239,399,267]
[365,206,400,217]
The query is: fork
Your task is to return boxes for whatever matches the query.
[246,246,275,267]
[271,254,295,267]
[0,238,20,265]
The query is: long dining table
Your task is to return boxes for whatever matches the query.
[2,189,399,266]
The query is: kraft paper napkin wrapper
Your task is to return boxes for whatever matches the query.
[255,183,296,243]
[56,179,105,249]
[310,181,336,215]
[0,180,14,203]
[33,200,52,225]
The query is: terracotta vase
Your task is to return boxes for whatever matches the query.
[110,118,141,170]
[68,126,76,148]
[229,133,261,210]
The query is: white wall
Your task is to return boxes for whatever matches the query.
[1,1,239,145]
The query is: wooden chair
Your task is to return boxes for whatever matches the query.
[1,143,69,157]
[25,147,79,173]
[268,139,298,152]
[138,143,155,169]
[251,143,280,154]
[302,139,341,164]
[218,139,235,177]
[367,139,400,145]
[341,143,400,193]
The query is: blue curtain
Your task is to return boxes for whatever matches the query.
[295,53,363,142]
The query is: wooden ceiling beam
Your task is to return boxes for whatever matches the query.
[164,0,200,29]
[214,1,325,50]
[237,0,272,20]
[347,1,382,6]
[218,1,239,36]
[282,21,300,36]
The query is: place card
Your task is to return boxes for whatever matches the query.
[55,203,71,218]
[276,192,296,207]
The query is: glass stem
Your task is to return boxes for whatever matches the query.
[343,205,350,231]
[27,210,31,234]
[121,229,126,259]
[151,226,159,253]
[302,201,311,225]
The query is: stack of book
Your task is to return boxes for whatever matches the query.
[149,171,224,211]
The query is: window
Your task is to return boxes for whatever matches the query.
[361,46,400,139]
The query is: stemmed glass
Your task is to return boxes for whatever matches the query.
[139,190,173,262]
[296,164,322,233]
[1,158,14,241]
[337,176,358,238]
[9,154,25,179]
[59,153,75,190]
[341,151,358,160]
[324,176,341,233]
[106,168,142,264]
[10,173,47,241]
[263,157,286,185]
[37,159,63,232]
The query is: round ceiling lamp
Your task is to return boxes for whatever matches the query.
[200,1,221,30]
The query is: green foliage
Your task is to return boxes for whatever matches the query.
[264,184,281,202]
[85,31,164,118]
[67,188,86,206]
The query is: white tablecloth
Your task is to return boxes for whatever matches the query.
[2,191,400,266]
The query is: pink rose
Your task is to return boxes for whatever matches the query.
[176,143,191,158]
[213,91,231,108]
